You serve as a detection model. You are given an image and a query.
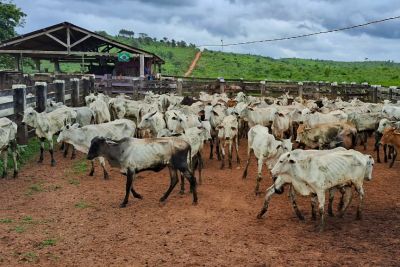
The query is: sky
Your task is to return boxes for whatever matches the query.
[13,0,400,62]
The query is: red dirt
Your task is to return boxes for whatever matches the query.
[184,51,202,77]
[0,138,399,266]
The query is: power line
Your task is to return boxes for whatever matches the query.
[198,15,400,47]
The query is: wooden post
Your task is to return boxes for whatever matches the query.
[177,78,183,96]
[82,77,90,97]
[54,80,65,103]
[70,78,80,107]
[372,85,378,103]
[35,82,47,112]
[331,82,338,99]
[240,78,245,92]
[260,80,266,96]
[297,82,303,99]
[389,86,395,101]
[54,59,61,74]
[219,78,225,94]
[13,84,28,145]
[139,54,145,78]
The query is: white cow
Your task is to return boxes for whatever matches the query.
[239,106,278,128]
[242,125,292,194]
[257,149,374,231]
[90,99,111,124]
[22,106,76,166]
[137,111,166,137]
[0,118,18,178]
[217,115,240,169]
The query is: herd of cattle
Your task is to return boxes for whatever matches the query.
[1,90,400,231]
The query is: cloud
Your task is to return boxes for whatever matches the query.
[12,0,400,61]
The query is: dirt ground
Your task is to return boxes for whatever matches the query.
[0,137,399,266]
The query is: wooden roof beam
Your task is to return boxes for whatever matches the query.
[45,33,68,47]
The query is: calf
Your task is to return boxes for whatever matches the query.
[271,112,292,139]
[242,125,292,194]
[0,118,18,178]
[257,149,373,231]
[380,127,400,167]
[57,119,136,179]
[87,137,198,207]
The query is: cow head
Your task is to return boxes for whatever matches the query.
[22,107,38,128]
[87,136,106,160]
[138,111,158,130]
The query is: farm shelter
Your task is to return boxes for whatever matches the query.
[0,22,164,77]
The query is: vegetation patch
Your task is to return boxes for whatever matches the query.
[25,183,44,196]
[72,161,88,174]
[68,178,80,186]
[74,200,91,209]
[13,225,25,233]
[40,238,57,248]
[0,218,13,224]
[18,252,39,263]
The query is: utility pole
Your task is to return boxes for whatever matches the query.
[221,39,224,52]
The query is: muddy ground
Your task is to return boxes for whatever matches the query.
[0,138,399,266]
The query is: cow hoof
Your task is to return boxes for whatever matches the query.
[159,197,166,203]
[13,171,18,178]
[71,155,76,160]
[88,171,94,176]
[103,174,110,180]
[192,201,198,206]
[136,194,143,200]
[119,203,127,208]
[298,215,305,221]
[37,159,43,164]
[179,190,184,195]
[256,213,264,219]
[51,160,56,167]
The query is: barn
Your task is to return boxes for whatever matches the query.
[0,21,164,78]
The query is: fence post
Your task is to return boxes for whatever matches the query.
[54,80,65,103]
[35,82,47,112]
[70,78,80,107]
[177,78,183,96]
[330,82,338,100]
[371,85,378,103]
[389,86,395,101]
[260,80,266,96]
[82,77,90,98]
[297,82,303,99]
[13,84,28,145]
[219,78,225,94]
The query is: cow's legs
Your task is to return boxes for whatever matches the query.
[389,148,397,168]
[99,157,109,179]
[355,185,365,220]
[257,185,275,219]
[242,147,253,179]
[235,136,240,164]
[209,138,214,160]
[337,186,353,218]
[38,137,45,163]
[220,142,226,169]
[63,143,69,158]
[181,168,198,204]
[1,149,8,178]
[11,140,18,178]
[317,192,326,232]
[255,157,264,195]
[288,185,304,220]
[49,138,56,166]
[328,187,337,217]
[363,132,368,151]
[71,146,76,159]
[216,137,221,160]
[228,141,233,169]
[120,168,135,208]
[311,194,318,221]
[197,153,203,185]
[179,172,185,195]
[89,160,95,176]
[383,144,388,162]
[160,167,179,203]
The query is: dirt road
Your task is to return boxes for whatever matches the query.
[0,138,399,266]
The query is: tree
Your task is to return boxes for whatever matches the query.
[0,1,26,41]
[0,1,26,69]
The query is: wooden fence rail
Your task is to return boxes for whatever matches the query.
[92,75,397,103]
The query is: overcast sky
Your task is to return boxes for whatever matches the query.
[13,0,400,62]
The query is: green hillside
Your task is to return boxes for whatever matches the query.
[16,32,400,86]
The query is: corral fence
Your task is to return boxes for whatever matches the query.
[0,75,95,145]
[2,73,400,145]
[93,74,400,103]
